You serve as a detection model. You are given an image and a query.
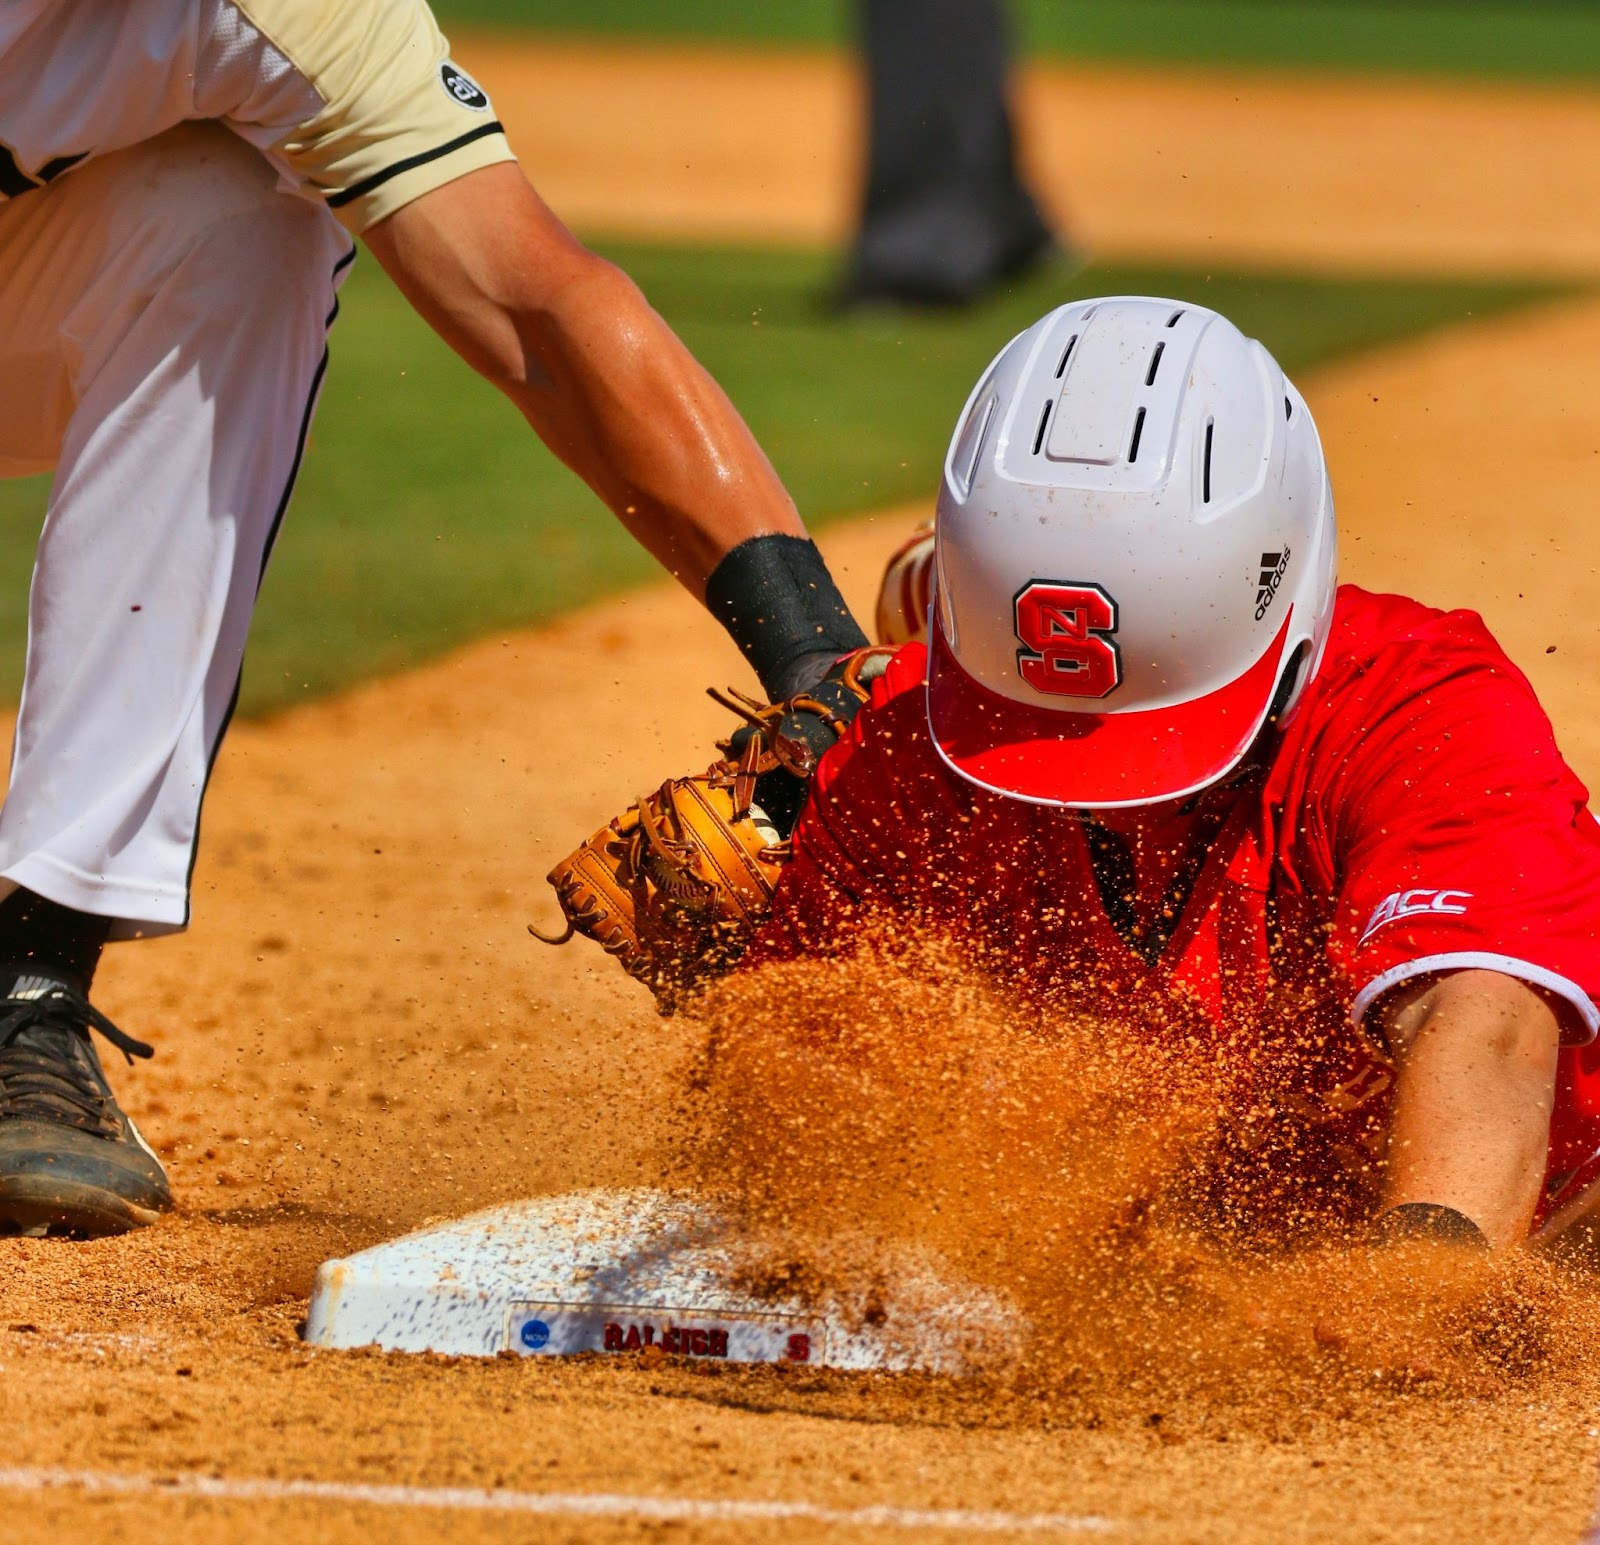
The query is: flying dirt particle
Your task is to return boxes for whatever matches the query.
[1313,1319,1346,1351]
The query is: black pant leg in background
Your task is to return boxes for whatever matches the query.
[848,0,1055,304]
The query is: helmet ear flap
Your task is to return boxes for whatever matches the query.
[1221,640,1313,791]
[1266,641,1312,728]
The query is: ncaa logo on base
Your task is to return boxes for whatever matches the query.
[519,1318,551,1350]
[1359,888,1472,945]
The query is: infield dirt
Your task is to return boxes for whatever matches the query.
[5,39,1600,1545]
[456,36,1600,278]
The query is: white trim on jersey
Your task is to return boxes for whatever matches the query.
[1350,951,1600,1043]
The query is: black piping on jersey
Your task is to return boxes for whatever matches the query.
[325,122,504,209]
[324,245,355,325]
[0,145,88,198]
[1082,805,1230,968]
[36,151,88,184]
[1082,640,1312,958]
[180,241,357,923]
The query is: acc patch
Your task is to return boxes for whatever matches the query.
[1358,887,1472,945]
[440,62,491,112]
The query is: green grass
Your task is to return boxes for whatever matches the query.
[0,246,1561,716]
[436,0,1600,81]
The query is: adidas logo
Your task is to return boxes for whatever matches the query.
[1255,547,1291,621]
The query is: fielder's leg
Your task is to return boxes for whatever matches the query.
[0,124,353,1233]
[846,0,1056,305]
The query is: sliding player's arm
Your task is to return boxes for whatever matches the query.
[1315,617,1600,1250]
[1374,969,1560,1248]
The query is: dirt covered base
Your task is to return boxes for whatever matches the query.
[8,288,1600,1538]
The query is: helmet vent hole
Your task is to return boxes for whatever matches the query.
[1166,309,1184,328]
[1055,334,1079,379]
[1285,396,1293,421]
[1032,399,1053,456]
[1145,341,1166,387]
[950,394,996,497]
[1202,419,1215,502]
[1127,406,1147,464]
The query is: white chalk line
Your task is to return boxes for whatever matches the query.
[0,1466,1116,1533]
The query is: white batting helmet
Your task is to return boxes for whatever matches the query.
[927,296,1337,808]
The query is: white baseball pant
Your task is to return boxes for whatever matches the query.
[0,123,353,936]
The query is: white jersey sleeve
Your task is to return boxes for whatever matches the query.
[0,0,516,232]
[220,0,515,230]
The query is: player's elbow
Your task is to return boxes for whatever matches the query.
[492,250,654,397]
[1385,968,1560,1071]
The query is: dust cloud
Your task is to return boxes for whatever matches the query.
[673,932,1600,1435]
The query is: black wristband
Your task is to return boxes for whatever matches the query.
[705,535,869,702]
[1372,1203,1489,1251]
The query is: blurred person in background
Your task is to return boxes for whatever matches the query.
[840,0,1061,307]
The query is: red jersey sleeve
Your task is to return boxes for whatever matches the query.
[745,645,941,966]
[1277,590,1600,1042]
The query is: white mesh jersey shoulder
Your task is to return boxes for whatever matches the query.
[0,0,513,232]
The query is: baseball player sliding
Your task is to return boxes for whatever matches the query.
[0,1,868,1236]
[545,297,1600,1254]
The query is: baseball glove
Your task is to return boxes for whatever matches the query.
[530,649,891,1013]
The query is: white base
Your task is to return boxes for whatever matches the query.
[303,1188,1018,1373]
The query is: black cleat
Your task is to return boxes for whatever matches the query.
[0,968,171,1236]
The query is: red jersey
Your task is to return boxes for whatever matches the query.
[748,586,1600,1225]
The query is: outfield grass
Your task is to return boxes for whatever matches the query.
[435,0,1600,81]
[0,248,1560,716]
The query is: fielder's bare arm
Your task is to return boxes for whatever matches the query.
[0,0,866,1236]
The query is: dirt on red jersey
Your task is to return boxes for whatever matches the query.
[747,584,1600,1227]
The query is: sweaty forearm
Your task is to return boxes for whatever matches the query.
[365,165,867,693]
[1379,970,1560,1248]
[512,265,868,693]
[504,257,806,589]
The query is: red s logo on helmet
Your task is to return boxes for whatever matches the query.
[1013,581,1122,698]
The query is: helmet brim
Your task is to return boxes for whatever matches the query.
[926,609,1295,808]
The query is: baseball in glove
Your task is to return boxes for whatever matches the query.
[530,648,892,1013]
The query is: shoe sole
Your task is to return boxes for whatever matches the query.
[0,1115,172,1238]
[0,1171,166,1237]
